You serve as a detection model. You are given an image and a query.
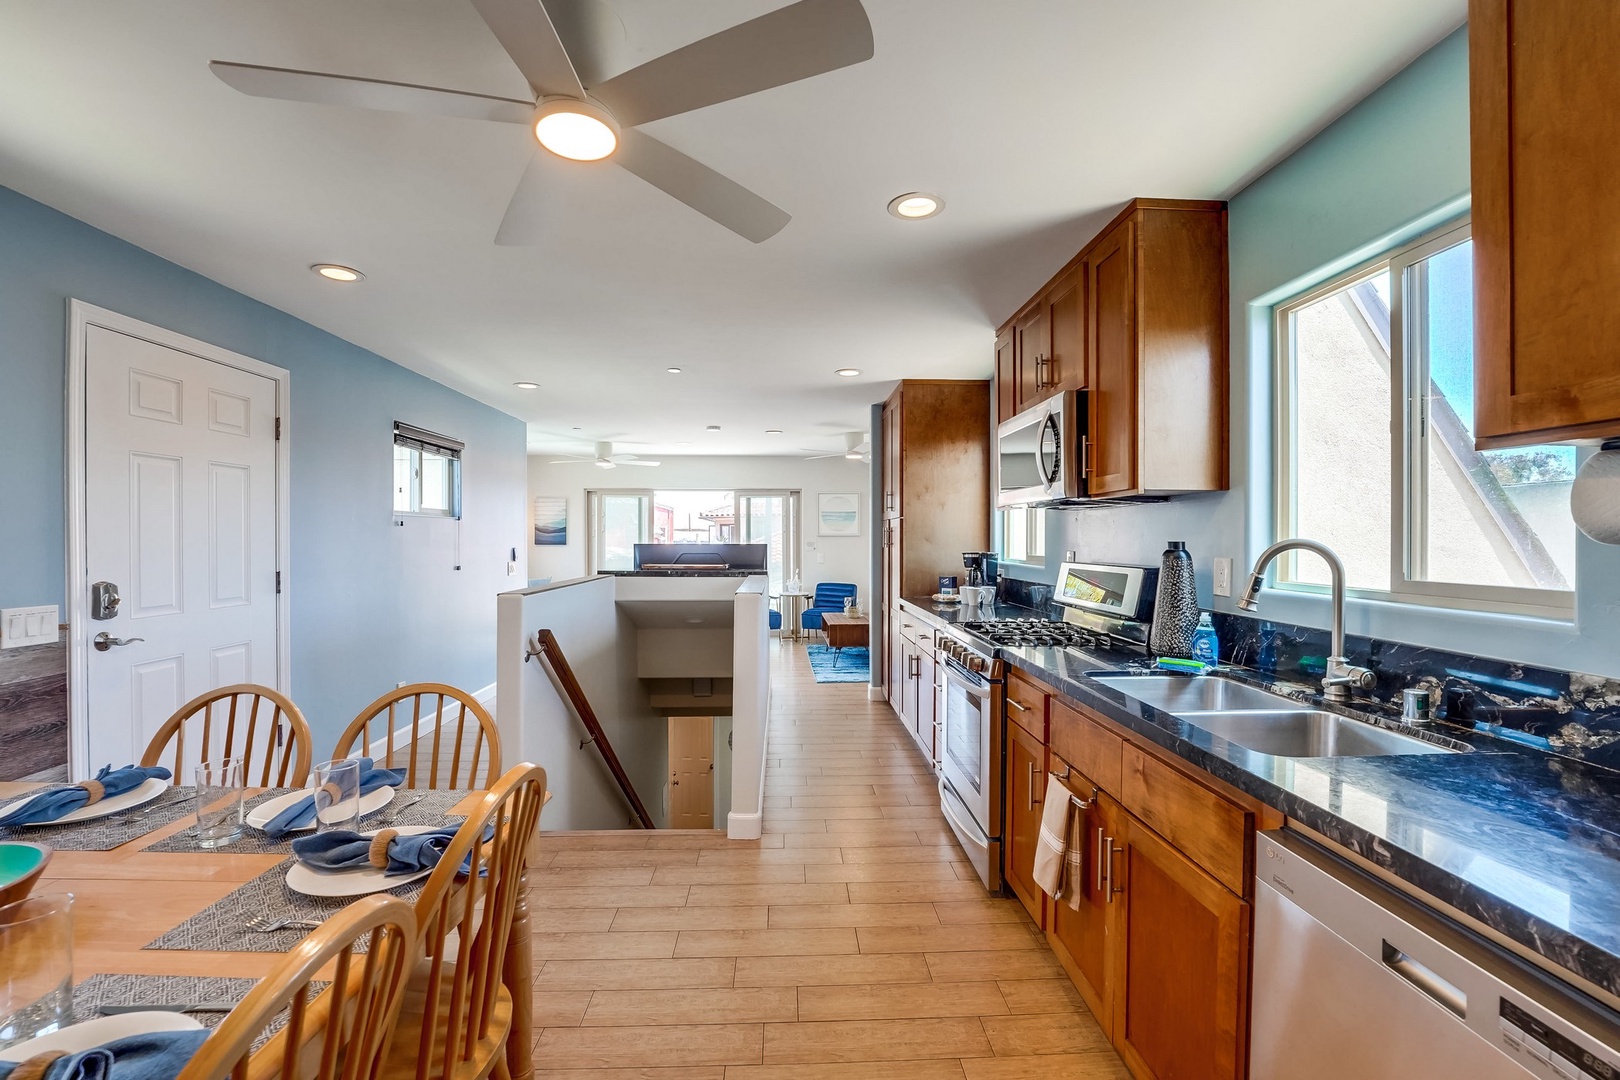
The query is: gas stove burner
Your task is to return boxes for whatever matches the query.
[961,619,1114,651]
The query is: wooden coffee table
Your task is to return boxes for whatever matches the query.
[820,612,869,651]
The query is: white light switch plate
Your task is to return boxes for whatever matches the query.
[1212,558,1233,597]
[2,605,59,649]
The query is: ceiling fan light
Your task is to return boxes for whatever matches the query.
[534,97,620,162]
[845,451,863,460]
[595,459,616,469]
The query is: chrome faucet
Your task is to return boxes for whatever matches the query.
[1238,539,1375,702]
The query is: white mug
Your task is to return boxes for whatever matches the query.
[958,585,982,606]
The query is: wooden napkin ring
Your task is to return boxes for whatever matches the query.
[369,829,399,869]
[77,779,105,805]
[11,1049,68,1080]
[318,782,344,805]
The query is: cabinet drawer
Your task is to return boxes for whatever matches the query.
[898,616,934,650]
[1121,744,1251,897]
[1005,672,1048,739]
[1049,698,1122,796]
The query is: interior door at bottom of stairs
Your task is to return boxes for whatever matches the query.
[83,323,281,774]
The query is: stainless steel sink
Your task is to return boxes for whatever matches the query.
[1178,709,1454,757]
[1091,675,1300,713]
[1090,675,1458,757]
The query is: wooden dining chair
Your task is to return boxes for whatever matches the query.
[141,684,313,787]
[332,684,501,791]
[176,894,417,1080]
[384,762,546,1080]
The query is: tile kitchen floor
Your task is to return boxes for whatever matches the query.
[527,637,1129,1079]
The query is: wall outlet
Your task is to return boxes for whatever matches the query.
[1065,550,1077,563]
[1212,557,1234,597]
[507,560,519,576]
[1,606,59,649]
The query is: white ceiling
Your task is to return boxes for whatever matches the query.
[0,0,1464,458]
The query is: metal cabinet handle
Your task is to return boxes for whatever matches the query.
[1080,437,1090,480]
[1103,835,1121,903]
[1007,697,1030,713]
[93,632,145,652]
[1026,761,1037,812]
[1095,826,1107,894]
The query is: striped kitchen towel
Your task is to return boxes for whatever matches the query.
[1031,773,1086,910]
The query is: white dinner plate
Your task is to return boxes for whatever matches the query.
[245,785,395,833]
[284,824,439,898]
[0,776,167,827]
[0,1011,202,1062]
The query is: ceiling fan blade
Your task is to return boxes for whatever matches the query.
[798,451,843,459]
[467,0,584,99]
[208,61,532,124]
[617,459,661,467]
[495,150,558,245]
[546,459,594,464]
[614,129,789,243]
[590,0,873,128]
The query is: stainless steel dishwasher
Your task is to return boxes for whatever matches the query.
[1252,830,1620,1079]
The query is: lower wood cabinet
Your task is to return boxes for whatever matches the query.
[1114,815,1251,1080]
[1048,770,1118,1033]
[1004,719,1047,929]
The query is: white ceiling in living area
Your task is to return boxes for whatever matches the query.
[0,0,1463,458]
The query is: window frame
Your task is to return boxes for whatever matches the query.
[1271,218,1574,620]
[997,506,1047,568]
[735,489,802,587]
[587,489,653,574]
[586,488,804,579]
[392,422,462,519]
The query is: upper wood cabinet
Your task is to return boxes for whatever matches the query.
[994,199,1229,497]
[1471,0,1620,448]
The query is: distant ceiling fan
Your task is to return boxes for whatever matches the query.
[800,431,870,462]
[209,0,874,243]
[549,441,660,468]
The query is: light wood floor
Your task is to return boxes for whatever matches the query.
[526,638,1129,1079]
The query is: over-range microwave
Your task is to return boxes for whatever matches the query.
[996,391,1086,507]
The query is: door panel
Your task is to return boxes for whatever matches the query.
[669,716,715,828]
[1015,308,1048,415]
[1049,777,1115,1033]
[1115,816,1250,1080]
[1087,220,1138,496]
[1005,720,1047,927]
[1047,271,1083,393]
[86,325,279,773]
[995,329,1017,423]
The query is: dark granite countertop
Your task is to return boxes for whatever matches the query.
[898,595,1620,1000]
[604,570,765,578]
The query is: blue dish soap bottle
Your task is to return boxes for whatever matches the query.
[1191,613,1220,665]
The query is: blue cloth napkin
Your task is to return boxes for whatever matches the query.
[261,758,405,840]
[291,826,467,877]
[0,1030,209,1080]
[0,764,171,828]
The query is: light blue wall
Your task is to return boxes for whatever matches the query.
[0,183,528,750]
[1011,26,1620,680]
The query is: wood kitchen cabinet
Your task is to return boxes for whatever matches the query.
[879,381,989,710]
[1470,0,1620,447]
[993,198,1228,498]
[1048,764,1117,1032]
[1004,718,1047,929]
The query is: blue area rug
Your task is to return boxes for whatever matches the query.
[806,644,870,683]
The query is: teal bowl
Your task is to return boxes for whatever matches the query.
[0,841,52,909]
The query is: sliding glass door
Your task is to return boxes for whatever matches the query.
[589,491,652,572]
[587,488,799,582]
[737,490,800,592]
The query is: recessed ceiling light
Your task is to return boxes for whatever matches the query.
[667,367,683,374]
[571,426,582,431]
[834,368,861,378]
[706,425,722,432]
[533,97,619,162]
[312,263,363,282]
[765,429,783,435]
[513,381,540,390]
[887,192,944,220]
[845,452,864,460]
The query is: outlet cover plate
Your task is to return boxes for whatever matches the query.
[1213,558,1234,597]
[2,605,59,649]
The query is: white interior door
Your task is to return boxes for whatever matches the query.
[81,324,280,774]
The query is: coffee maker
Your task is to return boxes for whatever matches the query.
[962,552,998,589]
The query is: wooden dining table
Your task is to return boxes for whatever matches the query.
[0,781,537,1080]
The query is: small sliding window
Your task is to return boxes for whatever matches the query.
[393,422,463,518]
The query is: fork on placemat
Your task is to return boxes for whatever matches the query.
[385,791,429,821]
[244,914,323,934]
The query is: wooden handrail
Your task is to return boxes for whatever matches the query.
[526,629,655,828]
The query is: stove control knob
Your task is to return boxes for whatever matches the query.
[968,655,987,673]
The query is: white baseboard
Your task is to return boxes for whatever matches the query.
[368,681,497,759]
[727,809,763,840]
[866,685,886,701]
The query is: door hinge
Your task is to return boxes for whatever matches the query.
[275,571,282,594]
[275,417,282,441]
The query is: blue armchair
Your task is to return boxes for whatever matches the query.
[801,582,858,636]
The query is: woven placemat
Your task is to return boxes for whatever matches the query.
[0,786,197,851]
[144,788,471,855]
[144,860,428,954]
[73,974,326,1052]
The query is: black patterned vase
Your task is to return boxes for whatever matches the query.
[1149,541,1199,659]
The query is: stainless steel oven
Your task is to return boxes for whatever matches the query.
[937,631,1003,891]
[996,391,1085,507]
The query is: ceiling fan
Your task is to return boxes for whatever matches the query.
[208,0,874,244]
[800,431,870,462]
[548,441,660,468]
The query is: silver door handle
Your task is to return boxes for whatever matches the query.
[93,632,145,651]
[1095,826,1107,894]
[1007,698,1030,713]
[1103,835,1120,902]
[1026,761,1037,812]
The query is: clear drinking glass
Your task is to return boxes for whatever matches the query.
[195,758,245,849]
[314,759,361,834]
[0,893,74,1050]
